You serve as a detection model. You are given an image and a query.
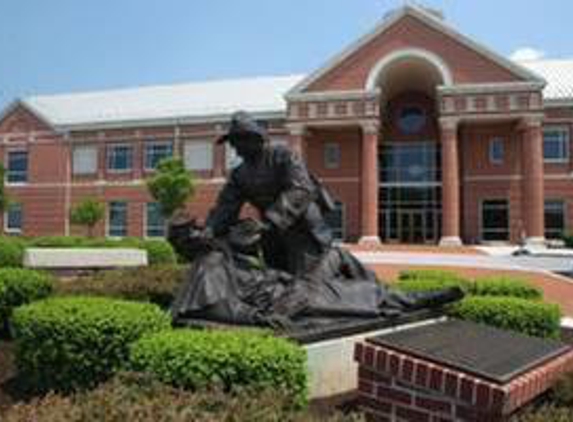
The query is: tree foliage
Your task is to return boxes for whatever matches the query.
[70,198,105,237]
[146,158,196,218]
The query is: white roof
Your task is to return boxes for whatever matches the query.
[519,59,573,101]
[22,74,305,129]
[15,59,573,130]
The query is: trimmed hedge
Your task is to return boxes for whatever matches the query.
[129,329,308,408]
[395,271,542,301]
[3,372,353,422]
[471,276,542,300]
[0,268,53,330]
[0,237,26,268]
[11,296,171,392]
[54,265,185,308]
[395,269,472,293]
[449,296,561,339]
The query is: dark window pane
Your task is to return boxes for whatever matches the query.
[482,200,509,241]
[108,202,128,237]
[146,203,165,237]
[7,151,28,183]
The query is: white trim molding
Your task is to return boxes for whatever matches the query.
[365,48,454,90]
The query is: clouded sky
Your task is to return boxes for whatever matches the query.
[0,0,571,111]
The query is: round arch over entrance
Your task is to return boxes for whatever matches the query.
[365,48,453,93]
[369,48,451,244]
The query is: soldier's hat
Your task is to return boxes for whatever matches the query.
[216,111,269,144]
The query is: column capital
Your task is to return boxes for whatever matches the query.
[360,119,379,135]
[439,116,460,132]
[517,115,544,131]
[286,123,307,136]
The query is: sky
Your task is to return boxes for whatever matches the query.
[0,0,571,111]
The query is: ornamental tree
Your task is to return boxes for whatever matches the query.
[146,158,196,219]
[70,198,105,237]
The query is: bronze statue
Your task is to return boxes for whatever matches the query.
[168,111,463,332]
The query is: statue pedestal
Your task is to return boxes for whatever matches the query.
[302,316,443,399]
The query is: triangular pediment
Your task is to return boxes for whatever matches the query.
[288,6,543,96]
[0,101,55,134]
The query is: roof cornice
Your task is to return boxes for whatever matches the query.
[56,110,287,132]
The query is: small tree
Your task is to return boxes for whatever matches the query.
[146,158,196,219]
[70,198,105,237]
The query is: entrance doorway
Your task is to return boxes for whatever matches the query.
[398,210,424,243]
[379,142,442,244]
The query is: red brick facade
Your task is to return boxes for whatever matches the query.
[1,6,572,244]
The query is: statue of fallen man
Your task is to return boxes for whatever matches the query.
[168,217,464,332]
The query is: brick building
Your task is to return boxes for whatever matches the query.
[1,5,573,245]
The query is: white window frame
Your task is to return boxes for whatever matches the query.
[106,143,134,173]
[72,145,98,175]
[488,137,504,165]
[5,149,28,185]
[106,201,128,238]
[144,202,166,238]
[183,140,213,171]
[4,202,23,234]
[144,141,173,171]
[324,142,341,169]
[543,126,570,163]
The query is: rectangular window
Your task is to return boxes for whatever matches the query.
[107,201,128,237]
[4,203,23,233]
[545,199,566,239]
[543,126,569,163]
[144,142,173,170]
[225,145,243,169]
[6,150,28,183]
[145,203,166,238]
[324,142,341,169]
[324,200,345,241]
[489,138,504,164]
[481,199,509,241]
[183,140,213,171]
[107,144,133,172]
[73,145,98,175]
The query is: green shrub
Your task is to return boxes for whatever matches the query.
[471,276,542,300]
[449,296,561,339]
[54,265,185,308]
[0,268,53,330]
[129,329,308,408]
[11,296,171,392]
[3,372,357,422]
[513,405,573,422]
[133,239,177,266]
[0,237,25,268]
[395,269,472,293]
